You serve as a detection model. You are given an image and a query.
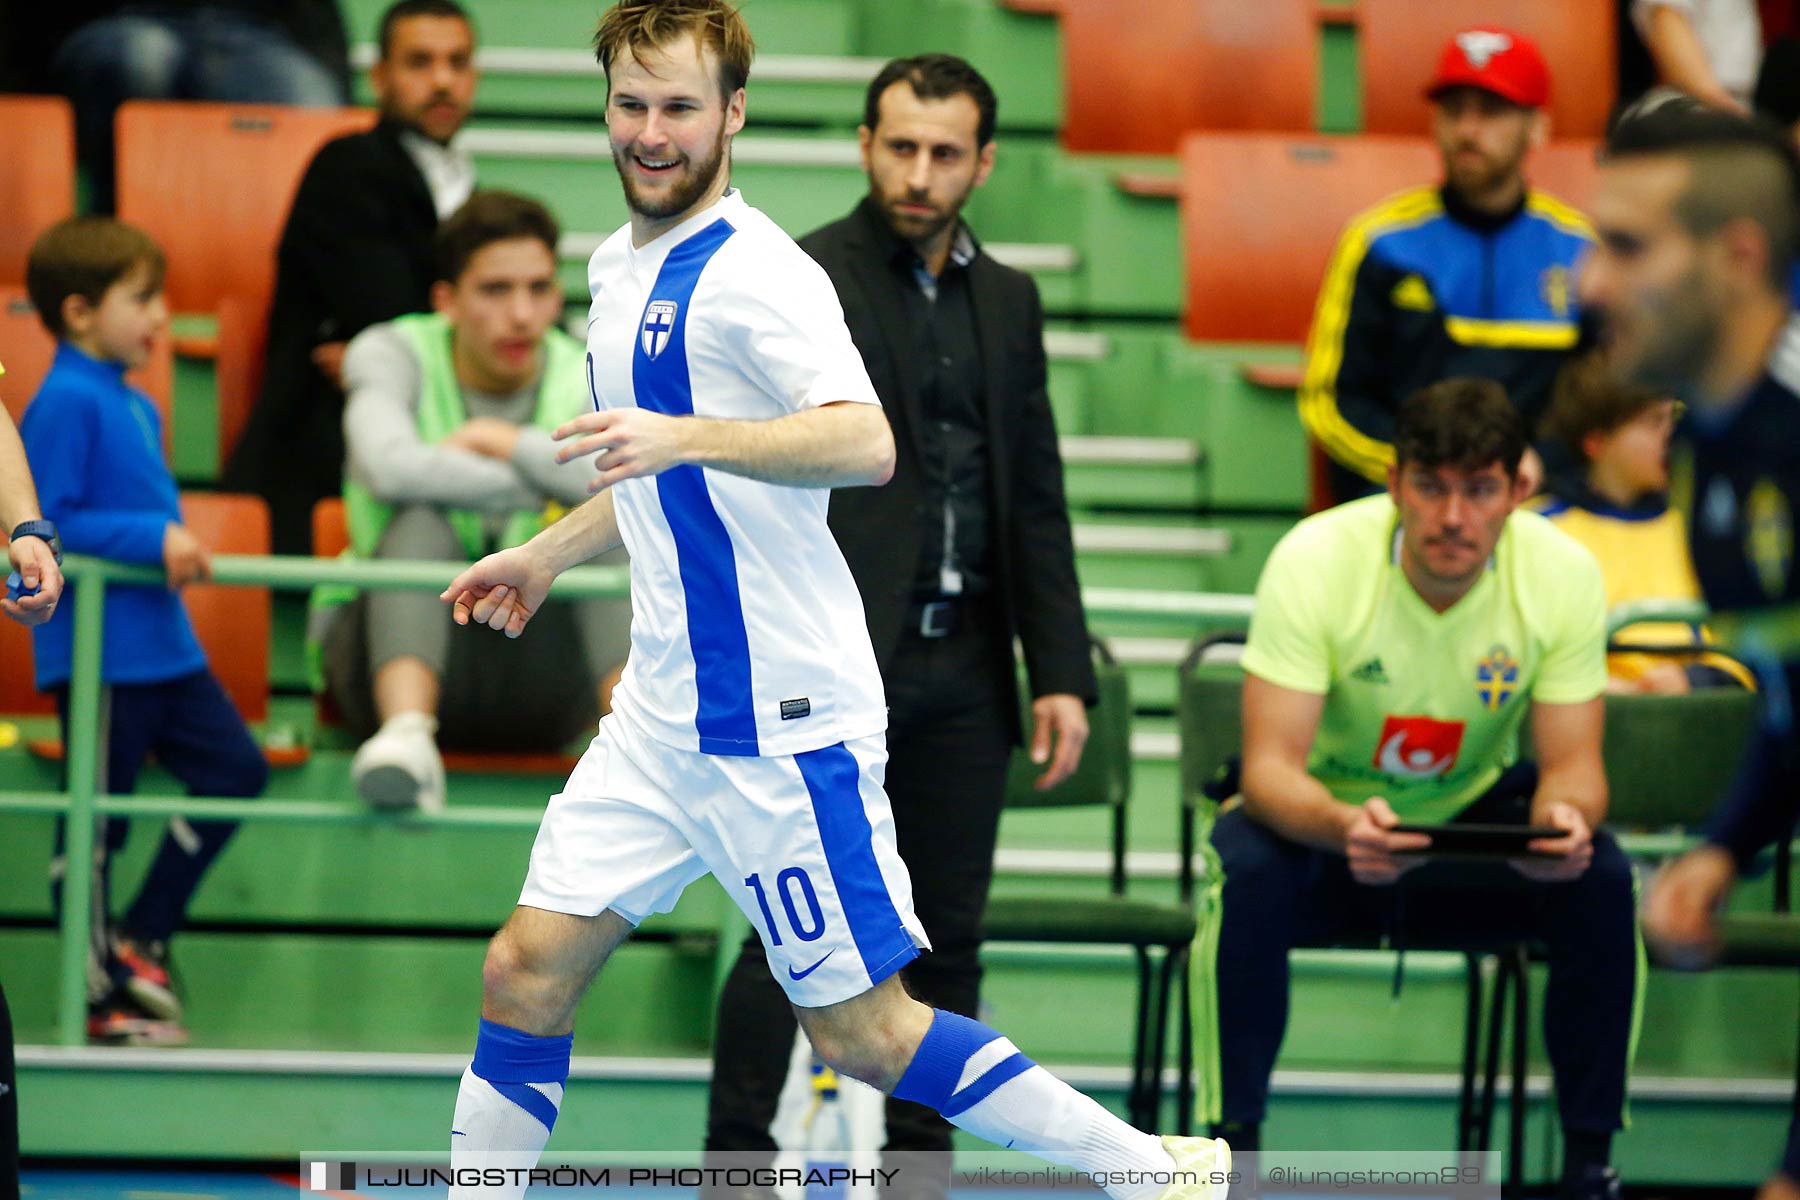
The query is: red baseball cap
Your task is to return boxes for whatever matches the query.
[1425,27,1551,109]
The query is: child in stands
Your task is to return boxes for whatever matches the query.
[1533,352,1752,693]
[21,217,269,1045]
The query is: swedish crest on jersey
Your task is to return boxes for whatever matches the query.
[1475,644,1519,710]
[640,299,679,360]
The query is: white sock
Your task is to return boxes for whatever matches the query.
[891,1009,1175,1200]
[449,1019,571,1199]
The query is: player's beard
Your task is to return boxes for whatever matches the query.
[1611,264,1725,395]
[614,124,730,221]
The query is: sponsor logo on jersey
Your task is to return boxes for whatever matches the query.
[1747,478,1794,599]
[1475,644,1519,710]
[640,299,678,360]
[1374,714,1465,779]
[1391,274,1435,312]
[1349,657,1390,684]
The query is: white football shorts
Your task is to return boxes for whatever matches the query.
[519,711,929,1007]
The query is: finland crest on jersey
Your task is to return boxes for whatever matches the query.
[641,300,677,360]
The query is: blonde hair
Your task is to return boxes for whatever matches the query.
[592,0,755,100]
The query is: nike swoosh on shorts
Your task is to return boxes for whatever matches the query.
[788,950,836,981]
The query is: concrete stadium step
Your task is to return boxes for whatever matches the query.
[464,128,1176,318]
[14,1038,1790,1186]
[1071,515,1292,593]
[340,0,1063,130]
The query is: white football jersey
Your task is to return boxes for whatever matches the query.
[584,189,888,758]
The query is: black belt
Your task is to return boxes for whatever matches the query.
[905,596,973,639]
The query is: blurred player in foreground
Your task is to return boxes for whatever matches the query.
[1585,101,1800,1200]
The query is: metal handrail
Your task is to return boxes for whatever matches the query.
[8,552,1256,1046]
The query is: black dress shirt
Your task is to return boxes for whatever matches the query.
[883,220,992,598]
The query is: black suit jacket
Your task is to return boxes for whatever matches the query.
[803,201,1097,744]
[223,120,438,553]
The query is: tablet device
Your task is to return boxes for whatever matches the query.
[1391,822,1568,857]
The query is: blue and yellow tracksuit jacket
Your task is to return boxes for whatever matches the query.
[1300,183,1595,483]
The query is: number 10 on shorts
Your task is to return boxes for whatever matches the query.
[745,868,825,945]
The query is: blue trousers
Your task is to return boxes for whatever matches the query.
[1208,764,1639,1134]
[51,671,267,967]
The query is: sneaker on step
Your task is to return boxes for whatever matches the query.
[352,711,445,813]
[113,934,180,1020]
[1157,1135,1232,1200]
[88,992,188,1047]
[1562,1166,1622,1200]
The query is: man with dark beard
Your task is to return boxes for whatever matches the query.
[1300,27,1593,503]
[223,0,479,554]
[703,54,1094,1200]
[1586,102,1800,1200]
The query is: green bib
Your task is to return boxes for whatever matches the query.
[343,311,588,559]
[307,313,590,691]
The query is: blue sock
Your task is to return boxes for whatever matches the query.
[893,1008,1036,1117]
[890,1008,1171,1199]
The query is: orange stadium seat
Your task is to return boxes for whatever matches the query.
[178,493,274,724]
[1529,137,1602,213]
[114,101,377,468]
[1179,133,1440,343]
[0,577,54,716]
[0,95,75,285]
[1179,133,1601,345]
[1060,0,1316,153]
[1357,0,1616,139]
[0,286,174,457]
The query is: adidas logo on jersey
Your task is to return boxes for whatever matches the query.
[1350,657,1389,684]
[1391,274,1435,312]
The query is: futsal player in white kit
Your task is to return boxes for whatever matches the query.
[439,4,1229,1197]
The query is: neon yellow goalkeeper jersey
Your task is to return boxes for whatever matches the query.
[1242,494,1607,823]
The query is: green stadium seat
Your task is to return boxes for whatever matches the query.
[1045,326,1308,511]
[850,0,1065,132]
[1175,640,1531,1168]
[983,639,1196,1130]
[1599,689,1759,834]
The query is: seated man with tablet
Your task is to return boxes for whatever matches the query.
[1202,379,1635,1200]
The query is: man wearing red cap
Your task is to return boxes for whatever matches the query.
[1301,27,1595,505]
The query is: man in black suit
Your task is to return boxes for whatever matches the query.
[224,0,478,554]
[705,54,1096,1198]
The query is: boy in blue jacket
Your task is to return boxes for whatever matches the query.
[21,217,268,1046]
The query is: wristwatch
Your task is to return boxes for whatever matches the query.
[9,519,62,563]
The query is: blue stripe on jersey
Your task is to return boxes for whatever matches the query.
[633,218,760,756]
[796,742,919,985]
